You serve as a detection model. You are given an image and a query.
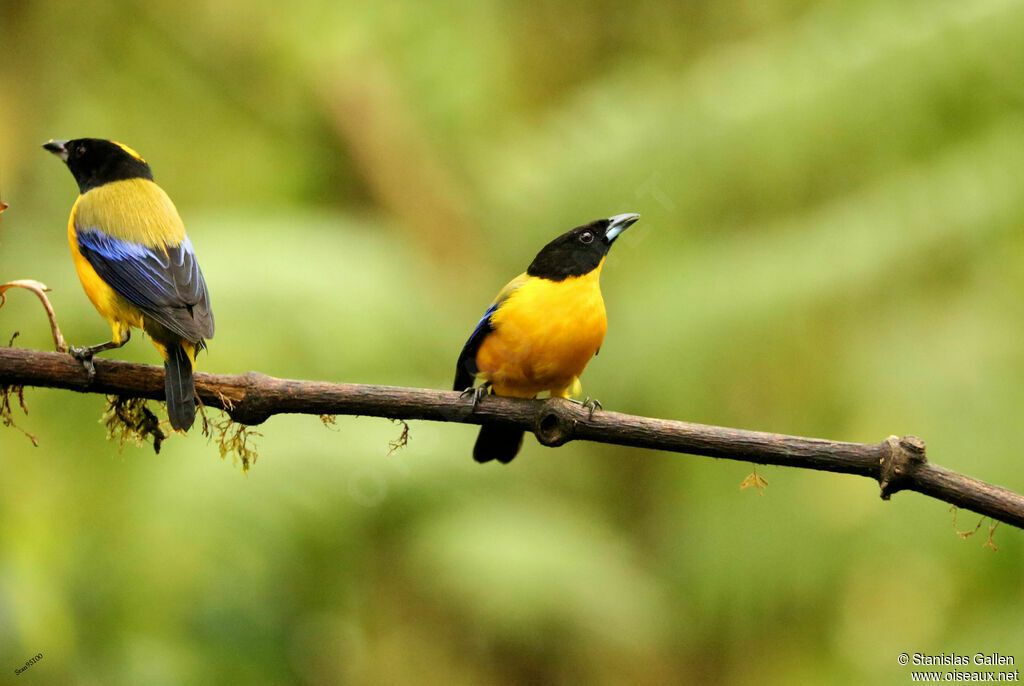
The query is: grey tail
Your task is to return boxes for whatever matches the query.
[473,425,524,464]
[164,343,196,431]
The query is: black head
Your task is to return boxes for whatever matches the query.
[43,138,153,193]
[526,213,640,281]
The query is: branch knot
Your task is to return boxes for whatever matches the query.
[879,434,928,500]
[227,371,274,425]
[533,399,576,447]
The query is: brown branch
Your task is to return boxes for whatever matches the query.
[1,346,1023,530]
[0,280,69,352]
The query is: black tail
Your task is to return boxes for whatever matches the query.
[473,425,525,464]
[164,343,196,431]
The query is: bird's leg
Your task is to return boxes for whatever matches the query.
[460,382,492,412]
[69,331,130,381]
[567,396,603,419]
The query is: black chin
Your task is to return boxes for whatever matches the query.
[527,246,605,280]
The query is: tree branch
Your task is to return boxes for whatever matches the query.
[2,346,1022,530]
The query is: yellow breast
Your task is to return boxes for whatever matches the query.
[67,195,145,341]
[476,260,608,398]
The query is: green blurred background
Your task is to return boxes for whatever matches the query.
[2,0,1023,683]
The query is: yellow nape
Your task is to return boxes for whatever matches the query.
[72,178,186,248]
[113,141,147,163]
[476,261,607,398]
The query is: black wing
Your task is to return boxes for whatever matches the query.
[76,229,214,343]
[453,303,497,391]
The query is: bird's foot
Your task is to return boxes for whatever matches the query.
[68,346,97,381]
[460,384,491,412]
[66,335,128,382]
[568,396,602,419]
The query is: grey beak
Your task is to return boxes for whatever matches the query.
[43,139,70,161]
[605,212,640,242]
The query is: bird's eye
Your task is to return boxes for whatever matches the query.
[580,231,594,244]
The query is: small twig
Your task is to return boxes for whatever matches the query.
[983,521,1000,552]
[387,418,410,456]
[950,506,984,540]
[0,383,38,446]
[740,467,769,496]
[0,280,69,352]
[950,506,1001,551]
[0,331,39,446]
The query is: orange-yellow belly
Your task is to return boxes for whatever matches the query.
[476,268,607,398]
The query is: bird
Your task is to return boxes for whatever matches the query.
[454,212,640,463]
[44,138,213,431]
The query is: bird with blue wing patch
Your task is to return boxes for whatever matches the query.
[454,213,639,463]
[45,138,214,431]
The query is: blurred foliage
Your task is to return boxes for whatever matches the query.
[1,0,1023,683]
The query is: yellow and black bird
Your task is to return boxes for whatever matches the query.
[44,138,213,431]
[454,212,640,463]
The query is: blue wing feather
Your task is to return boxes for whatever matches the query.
[77,229,214,343]
[453,303,497,391]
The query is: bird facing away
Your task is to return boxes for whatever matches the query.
[454,212,640,463]
[44,138,214,431]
